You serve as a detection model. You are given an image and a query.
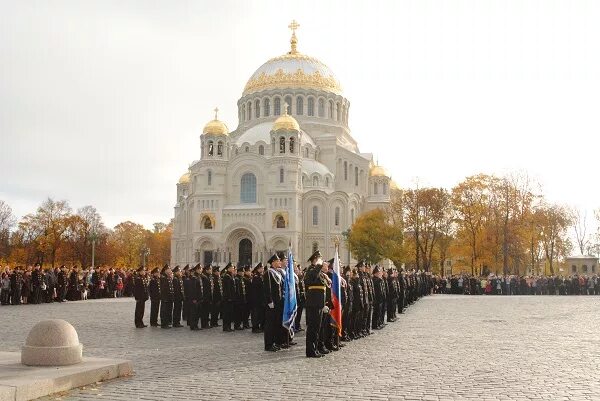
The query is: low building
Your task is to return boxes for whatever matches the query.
[564,255,598,275]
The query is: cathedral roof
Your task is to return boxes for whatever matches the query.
[235,122,315,147]
[202,108,229,136]
[242,21,342,96]
[273,109,300,131]
[302,159,333,177]
[370,165,390,178]
[178,172,190,184]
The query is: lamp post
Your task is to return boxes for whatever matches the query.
[89,230,98,269]
[342,229,351,265]
[142,247,150,268]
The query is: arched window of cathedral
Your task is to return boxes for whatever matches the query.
[279,168,284,183]
[207,170,212,186]
[312,242,318,254]
[351,208,355,223]
[302,175,306,187]
[274,97,281,116]
[263,98,270,117]
[318,98,325,117]
[296,96,304,115]
[258,145,264,155]
[325,177,329,187]
[336,102,341,121]
[344,161,348,180]
[285,96,292,114]
[217,141,223,157]
[313,176,319,186]
[312,206,319,226]
[255,99,260,118]
[307,97,314,116]
[305,147,309,158]
[276,215,286,229]
[383,183,388,195]
[208,141,214,156]
[240,173,257,203]
[355,167,358,186]
[241,104,246,121]
[279,137,285,154]
[247,102,252,121]
[335,207,340,226]
[245,146,249,153]
[328,100,334,119]
[289,137,295,153]
[374,182,378,194]
[201,216,213,230]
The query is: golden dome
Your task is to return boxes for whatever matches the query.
[273,108,300,131]
[370,165,391,178]
[242,21,342,96]
[178,172,190,184]
[202,107,229,136]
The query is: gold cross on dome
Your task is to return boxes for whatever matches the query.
[288,20,300,35]
[214,107,219,120]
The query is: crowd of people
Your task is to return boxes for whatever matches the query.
[0,264,132,305]
[130,249,433,358]
[431,274,600,296]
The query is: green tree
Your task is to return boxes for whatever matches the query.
[348,209,402,265]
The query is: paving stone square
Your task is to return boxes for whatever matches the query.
[2,295,600,400]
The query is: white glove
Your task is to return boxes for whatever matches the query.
[268,302,275,309]
[322,306,330,314]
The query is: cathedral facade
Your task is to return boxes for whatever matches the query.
[171,22,391,267]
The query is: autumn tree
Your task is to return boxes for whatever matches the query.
[110,221,149,267]
[538,204,572,275]
[348,209,403,265]
[402,187,452,272]
[0,200,16,261]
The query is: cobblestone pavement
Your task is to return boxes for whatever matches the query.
[2,295,600,400]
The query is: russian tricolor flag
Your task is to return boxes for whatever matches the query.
[331,245,342,336]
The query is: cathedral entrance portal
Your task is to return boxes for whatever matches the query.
[239,238,252,267]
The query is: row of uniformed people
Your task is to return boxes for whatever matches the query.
[133,262,283,331]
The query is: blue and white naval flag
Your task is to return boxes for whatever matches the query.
[282,243,298,338]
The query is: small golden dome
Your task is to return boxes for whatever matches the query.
[273,107,300,131]
[203,107,229,136]
[178,172,190,184]
[370,165,390,178]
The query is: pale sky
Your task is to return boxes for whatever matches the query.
[1,0,599,233]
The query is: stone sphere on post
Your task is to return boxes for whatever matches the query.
[21,319,83,366]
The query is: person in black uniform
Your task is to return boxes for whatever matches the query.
[211,266,222,327]
[304,250,327,358]
[159,265,174,329]
[294,264,306,332]
[372,265,384,330]
[200,265,213,329]
[148,268,161,327]
[184,264,202,331]
[322,259,336,352]
[350,267,364,339]
[221,263,236,332]
[133,266,149,328]
[341,266,354,341]
[172,266,184,328]
[56,266,67,302]
[9,266,23,305]
[263,253,283,352]
[181,265,190,322]
[387,268,398,322]
[233,266,244,330]
[31,263,42,304]
[251,263,265,333]
[241,266,252,329]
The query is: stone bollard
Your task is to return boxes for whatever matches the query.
[21,319,83,366]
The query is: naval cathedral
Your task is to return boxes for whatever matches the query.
[171,22,392,267]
